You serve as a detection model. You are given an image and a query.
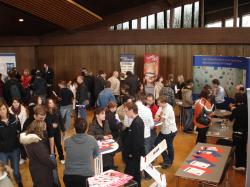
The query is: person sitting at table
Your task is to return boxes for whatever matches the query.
[88,107,115,171]
[64,118,99,187]
[229,93,248,171]
[194,85,214,143]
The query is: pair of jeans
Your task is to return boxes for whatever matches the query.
[60,105,72,131]
[183,108,193,131]
[78,106,87,119]
[50,154,61,187]
[63,175,90,187]
[155,132,177,166]
[144,136,153,178]
[0,148,22,184]
[196,127,209,143]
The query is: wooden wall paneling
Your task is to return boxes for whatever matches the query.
[191,45,217,56]
[216,45,244,56]
[111,45,125,75]
[159,45,168,80]
[182,45,192,80]
[243,45,250,57]
[0,47,36,72]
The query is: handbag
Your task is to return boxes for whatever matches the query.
[196,104,211,126]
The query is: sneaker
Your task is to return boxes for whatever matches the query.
[19,159,25,165]
[232,166,246,171]
[60,160,65,165]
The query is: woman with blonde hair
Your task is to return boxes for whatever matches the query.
[20,120,56,187]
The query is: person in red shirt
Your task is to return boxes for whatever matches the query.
[146,94,159,118]
[146,94,159,153]
[20,69,32,104]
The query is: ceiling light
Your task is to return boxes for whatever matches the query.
[18,18,24,22]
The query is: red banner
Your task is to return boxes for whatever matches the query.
[144,54,160,83]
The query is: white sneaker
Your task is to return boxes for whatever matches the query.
[19,159,25,165]
[232,166,246,171]
[60,160,65,165]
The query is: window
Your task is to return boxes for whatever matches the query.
[166,10,170,28]
[242,14,250,27]
[194,1,199,27]
[157,11,164,29]
[184,3,192,28]
[225,18,240,27]
[173,6,182,28]
[116,23,122,30]
[148,14,155,29]
[132,19,138,29]
[141,16,147,29]
[206,21,222,28]
[109,26,114,30]
[123,22,129,30]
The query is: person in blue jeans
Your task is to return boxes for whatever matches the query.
[76,75,89,119]
[0,101,23,187]
[181,80,194,133]
[58,81,74,131]
[155,96,177,169]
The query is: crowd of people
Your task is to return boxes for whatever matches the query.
[0,64,248,187]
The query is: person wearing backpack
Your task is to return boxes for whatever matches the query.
[3,70,24,106]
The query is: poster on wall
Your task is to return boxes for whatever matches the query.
[193,55,250,98]
[0,53,16,80]
[144,54,160,84]
[120,54,135,74]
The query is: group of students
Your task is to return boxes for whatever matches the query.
[0,65,248,187]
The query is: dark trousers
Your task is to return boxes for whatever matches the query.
[63,175,90,187]
[54,130,64,160]
[196,127,209,143]
[216,102,226,110]
[155,132,177,166]
[124,157,141,187]
[233,133,247,167]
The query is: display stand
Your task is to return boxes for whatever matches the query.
[140,139,167,187]
[246,89,250,187]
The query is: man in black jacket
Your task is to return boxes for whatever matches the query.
[123,102,145,187]
[124,71,139,96]
[94,70,106,102]
[76,75,89,119]
[42,64,54,97]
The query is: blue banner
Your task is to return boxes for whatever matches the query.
[193,55,250,97]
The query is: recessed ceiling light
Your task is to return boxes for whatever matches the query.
[18,18,24,22]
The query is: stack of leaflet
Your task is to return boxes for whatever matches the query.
[88,170,133,187]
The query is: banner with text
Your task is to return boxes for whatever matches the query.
[0,53,16,80]
[120,54,135,74]
[144,54,160,84]
[193,55,250,97]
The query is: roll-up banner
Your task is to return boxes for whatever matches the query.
[0,53,16,80]
[144,54,160,84]
[120,54,135,74]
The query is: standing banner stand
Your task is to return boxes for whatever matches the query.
[120,54,135,74]
[140,139,167,187]
[0,53,16,80]
[246,88,250,187]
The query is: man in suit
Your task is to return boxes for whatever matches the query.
[123,102,145,187]
[42,63,54,97]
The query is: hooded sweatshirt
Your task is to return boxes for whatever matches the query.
[64,133,99,177]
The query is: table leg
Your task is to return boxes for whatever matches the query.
[176,176,180,187]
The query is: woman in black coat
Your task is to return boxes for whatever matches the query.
[20,120,56,187]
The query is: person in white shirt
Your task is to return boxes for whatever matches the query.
[108,71,120,100]
[135,94,154,179]
[212,79,226,109]
[155,95,177,169]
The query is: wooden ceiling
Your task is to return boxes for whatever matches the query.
[0,0,102,30]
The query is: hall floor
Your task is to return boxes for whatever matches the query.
[20,111,246,187]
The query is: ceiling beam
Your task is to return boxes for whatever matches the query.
[0,0,102,30]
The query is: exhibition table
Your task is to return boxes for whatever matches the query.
[175,143,232,187]
[207,118,233,140]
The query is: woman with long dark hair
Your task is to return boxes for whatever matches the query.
[88,107,114,170]
[0,101,23,187]
[46,98,65,164]
[194,85,214,143]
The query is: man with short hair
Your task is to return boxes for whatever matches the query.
[123,102,145,187]
[64,118,99,187]
[108,71,120,101]
[76,75,89,119]
[42,64,54,97]
[96,81,116,108]
[212,79,226,109]
[155,96,177,169]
